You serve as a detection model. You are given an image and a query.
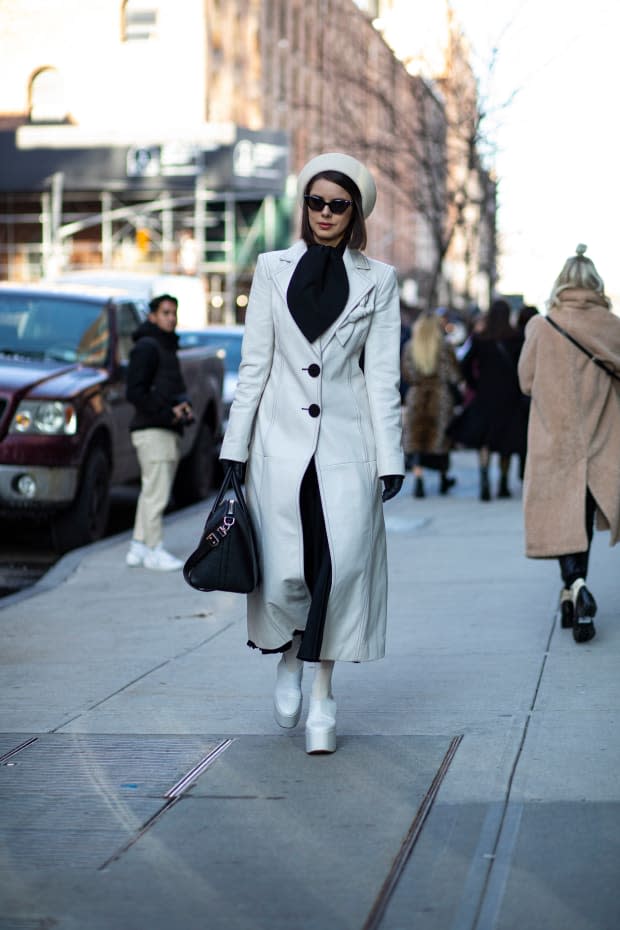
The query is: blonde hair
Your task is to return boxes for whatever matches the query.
[410,313,442,375]
[548,243,611,309]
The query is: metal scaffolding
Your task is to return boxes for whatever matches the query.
[2,177,290,323]
[0,125,292,322]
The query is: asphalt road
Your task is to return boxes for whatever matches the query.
[0,485,140,598]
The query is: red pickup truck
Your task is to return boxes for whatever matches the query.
[0,282,224,551]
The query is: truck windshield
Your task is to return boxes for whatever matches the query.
[0,295,109,365]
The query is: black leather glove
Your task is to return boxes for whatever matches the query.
[381,475,403,502]
[221,459,246,482]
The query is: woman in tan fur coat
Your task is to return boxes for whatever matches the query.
[401,313,462,497]
[518,245,620,643]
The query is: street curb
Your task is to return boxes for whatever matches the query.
[0,497,211,610]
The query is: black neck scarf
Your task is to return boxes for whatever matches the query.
[286,242,349,343]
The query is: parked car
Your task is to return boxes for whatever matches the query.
[0,282,224,551]
[177,325,244,424]
[48,270,207,329]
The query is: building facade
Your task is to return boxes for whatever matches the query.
[366,0,497,309]
[0,0,496,313]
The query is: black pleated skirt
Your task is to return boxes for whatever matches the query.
[247,456,332,661]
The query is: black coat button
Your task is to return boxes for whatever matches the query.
[307,363,320,377]
[308,404,320,418]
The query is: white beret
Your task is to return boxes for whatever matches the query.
[297,152,377,218]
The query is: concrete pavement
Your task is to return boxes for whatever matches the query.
[0,450,618,930]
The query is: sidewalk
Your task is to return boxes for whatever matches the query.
[0,450,618,930]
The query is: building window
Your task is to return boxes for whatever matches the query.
[122,0,158,41]
[29,67,67,123]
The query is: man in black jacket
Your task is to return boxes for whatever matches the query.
[125,294,193,570]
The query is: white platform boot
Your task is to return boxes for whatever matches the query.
[305,660,336,754]
[273,635,304,728]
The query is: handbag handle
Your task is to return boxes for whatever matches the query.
[209,464,251,519]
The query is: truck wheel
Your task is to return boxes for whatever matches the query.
[174,421,216,506]
[51,446,111,553]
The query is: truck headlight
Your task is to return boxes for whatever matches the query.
[10,401,77,435]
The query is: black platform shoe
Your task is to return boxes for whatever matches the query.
[571,579,597,643]
[440,473,456,495]
[413,476,425,498]
[497,475,511,498]
[479,467,490,502]
[559,589,574,629]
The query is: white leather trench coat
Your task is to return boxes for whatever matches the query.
[220,241,404,661]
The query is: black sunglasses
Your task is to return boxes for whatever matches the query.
[304,194,353,215]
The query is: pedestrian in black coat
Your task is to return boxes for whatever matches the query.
[125,294,193,570]
[448,299,527,500]
[127,319,189,433]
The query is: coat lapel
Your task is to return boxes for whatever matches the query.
[270,242,375,353]
[272,241,307,307]
[320,249,375,350]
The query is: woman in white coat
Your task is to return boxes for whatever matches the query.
[221,152,404,753]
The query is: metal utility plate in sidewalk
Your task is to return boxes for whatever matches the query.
[0,733,222,868]
[0,733,459,930]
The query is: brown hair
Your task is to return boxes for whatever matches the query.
[300,170,367,250]
[479,299,517,341]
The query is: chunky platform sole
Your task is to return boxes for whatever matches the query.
[560,601,574,629]
[559,589,574,629]
[305,724,337,754]
[572,583,597,644]
[273,699,302,729]
[305,696,337,754]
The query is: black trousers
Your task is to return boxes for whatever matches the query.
[297,457,332,662]
[558,488,596,587]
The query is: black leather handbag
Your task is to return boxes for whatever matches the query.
[183,465,259,593]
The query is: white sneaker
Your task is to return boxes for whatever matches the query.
[143,545,183,572]
[126,540,148,567]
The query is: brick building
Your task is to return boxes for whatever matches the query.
[0,0,496,313]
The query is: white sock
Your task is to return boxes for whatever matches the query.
[311,660,335,700]
[283,633,303,672]
[570,577,586,600]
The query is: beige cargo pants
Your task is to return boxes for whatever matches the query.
[131,428,180,548]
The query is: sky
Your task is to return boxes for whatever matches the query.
[449,0,619,309]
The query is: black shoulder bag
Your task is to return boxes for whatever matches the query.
[546,316,620,382]
[183,465,259,593]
